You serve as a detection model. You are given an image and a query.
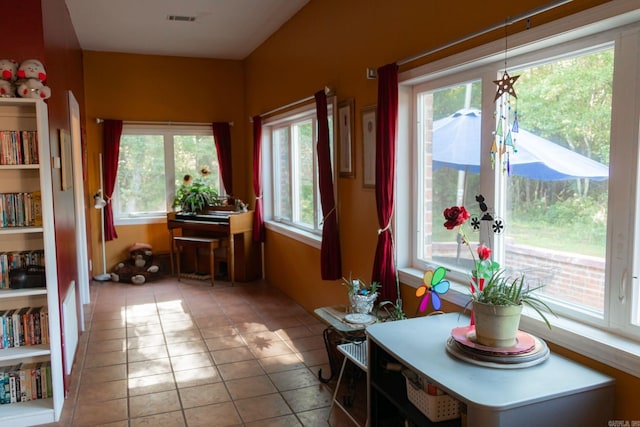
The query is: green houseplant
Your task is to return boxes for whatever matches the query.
[469,269,555,347]
[469,269,555,328]
[343,275,380,314]
[173,166,220,213]
[443,204,555,347]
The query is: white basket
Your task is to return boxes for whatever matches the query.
[405,376,460,422]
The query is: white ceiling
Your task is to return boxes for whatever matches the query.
[64,0,310,60]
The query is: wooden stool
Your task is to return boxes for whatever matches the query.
[173,236,220,286]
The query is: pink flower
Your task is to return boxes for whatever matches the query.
[477,244,491,261]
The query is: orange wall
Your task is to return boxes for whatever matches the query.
[244,0,638,419]
[82,52,246,272]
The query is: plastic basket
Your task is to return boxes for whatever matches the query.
[404,374,460,422]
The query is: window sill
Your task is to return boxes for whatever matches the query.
[115,215,167,226]
[264,220,321,250]
[399,267,640,378]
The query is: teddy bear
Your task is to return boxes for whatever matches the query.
[110,242,161,285]
[15,59,51,100]
[0,59,18,97]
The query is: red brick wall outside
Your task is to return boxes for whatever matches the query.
[435,242,605,311]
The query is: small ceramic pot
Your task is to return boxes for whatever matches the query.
[472,301,523,347]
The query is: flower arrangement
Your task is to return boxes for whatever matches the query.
[443,204,555,329]
[173,166,221,213]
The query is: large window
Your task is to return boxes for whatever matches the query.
[262,100,335,240]
[398,6,640,375]
[416,47,613,319]
[114,125,223,224]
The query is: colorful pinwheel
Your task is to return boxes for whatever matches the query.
[416,266,450,312]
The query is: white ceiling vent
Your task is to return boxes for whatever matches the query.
[167,15,196,22]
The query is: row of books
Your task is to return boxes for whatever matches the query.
[0,250,45,290]
[0,130,39,165]
[0,361,52,404]
[0,306,49,349]
[0,192,42,228]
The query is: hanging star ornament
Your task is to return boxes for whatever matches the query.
[493,71,520,101]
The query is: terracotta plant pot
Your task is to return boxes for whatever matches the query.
[472,301,523,347]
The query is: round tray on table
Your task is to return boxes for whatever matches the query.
[446,325,550,369]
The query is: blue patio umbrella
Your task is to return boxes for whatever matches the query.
[432,108,609,181]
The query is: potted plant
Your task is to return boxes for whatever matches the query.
[469,269,555,347]
[173,166,220,213]
[443,204,555,347]
[343,275,380,314]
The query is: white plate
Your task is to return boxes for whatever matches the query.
[344,313,375,324]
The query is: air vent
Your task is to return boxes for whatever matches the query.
[167,15,196,22]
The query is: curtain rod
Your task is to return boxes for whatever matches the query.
[95,118,234,126]
[258,86,333,119]
[396,0,573,67]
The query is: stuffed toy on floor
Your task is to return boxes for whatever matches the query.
[111,242,160,285]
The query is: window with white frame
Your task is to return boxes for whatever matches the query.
[262,100,335,240]
[398,5,640,362]
[113,124,224,224]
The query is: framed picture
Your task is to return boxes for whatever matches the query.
[361,105,376,188]
[60,129,73,190]
[338,98,355,178]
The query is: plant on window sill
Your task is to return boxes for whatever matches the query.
[443,205,556,329]
[173,166,222,213]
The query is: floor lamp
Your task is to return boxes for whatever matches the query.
[93,153,111,281]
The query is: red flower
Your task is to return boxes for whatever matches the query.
[477,244,491,261]
[443,206,470,230]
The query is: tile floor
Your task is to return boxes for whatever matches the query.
[43,276,365,427]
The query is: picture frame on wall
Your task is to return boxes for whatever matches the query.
[361,105,376,188]
[338,98,355,178]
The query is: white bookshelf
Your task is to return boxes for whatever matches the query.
[0,98,63,426]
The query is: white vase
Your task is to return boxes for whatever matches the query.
[350,292,378,314]
[472,301,523,347]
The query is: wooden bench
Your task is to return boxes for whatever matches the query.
[173,236,223,286]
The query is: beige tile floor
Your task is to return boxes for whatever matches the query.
[43,276,365,427]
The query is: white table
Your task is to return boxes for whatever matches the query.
[367,313,615,426]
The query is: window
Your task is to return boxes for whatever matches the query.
[114,125,223,224]
[415,47,614,320]
[397,6,640,375]
[262,99,335,242]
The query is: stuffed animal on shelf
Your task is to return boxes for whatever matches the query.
[15,59,51,99]
[0,59,18,97]
[111,242,161,285]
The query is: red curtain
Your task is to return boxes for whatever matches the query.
[252,116,265,242]
[372,63,399,302]
[315,90,342,280]
[102,119,122,241]
[212,122,233,197]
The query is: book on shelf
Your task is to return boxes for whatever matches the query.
[0,130,38,166]
[0,192,43,228]
[0,362,51,404]
[0,305,48,348]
